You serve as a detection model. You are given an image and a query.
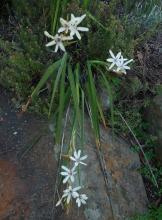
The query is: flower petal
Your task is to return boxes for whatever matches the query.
[54,44,59,53]
[109,50,115,59]
[59,42,65,52]
[116,52,121,59]
[77,150,81,158]
[74,162,79,167]
[60,172,68,176]
[70,175,75,182]
[58,27,66,33]
[79,14,86,23]
[61,165,69,172]
[63,175,69,184]
[75,30,81,40]
[74,150,78,158]
[109,62,115,70]
[76,198,81,207]
[60,17,68,26]
[81,198,86,204]
[107,58,114,63]
[81,194,88,200]
[70,156,76,161]
[44,31,55,39]
[124,59,133,65]
[63,186,72,194]
[123,65,130,70]
[46,40,56,47]
[77,27,89,32]
[80,155,87,160]
[67,194,71,204]
[73,186,81,191]
[56,198,62,207]
[80,162,87,166]
[72,192,79,198]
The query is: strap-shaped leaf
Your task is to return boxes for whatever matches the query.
[48,53,68,117]
[55,56,67,143]
[68,64,81,126]
[31,59,61,100]
[86,62,100,141]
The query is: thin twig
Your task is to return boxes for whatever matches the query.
[118,112,159,189]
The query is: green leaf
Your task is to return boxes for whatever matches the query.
[89,60,107,66]
[55,56,67,143]
[81,89,85,149]
[51,0,61,34]
[48,53,67,117]
[31,59,61,100]
[68,64,81,126]
[86,62,100,141]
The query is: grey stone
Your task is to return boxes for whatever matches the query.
[55,114,148,220]
[0,88,148,220]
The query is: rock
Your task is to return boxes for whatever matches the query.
[0,87,148,220]
[55,115,148,220]
[0,160,29,219]
[146,93,162,164]
[0,87,57,220]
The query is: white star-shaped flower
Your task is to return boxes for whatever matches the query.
[76,194,88,207]
[106,50,133,74]
[70,150,87,167]
[58,14,89,40]
[56,185,81,206]
[60,165,76,184]
[44,31,72,52]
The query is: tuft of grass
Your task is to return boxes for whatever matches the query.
[130,205,162,220]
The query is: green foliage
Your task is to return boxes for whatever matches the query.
[0,0,162,214]
[50,0,70,34]
[130,205,162,220]
[0,38,44,99]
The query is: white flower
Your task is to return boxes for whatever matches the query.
[116,56,133,74]
[44,31,72,52]
[76,194,88,207]
[106,50,122,70]
[70,150,87,167]
[60,165,76,184]
[58,14,89,40]
[106,50,133,74]
[56,185,81,206]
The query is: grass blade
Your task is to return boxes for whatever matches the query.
[55,57,67,143]
[68,64,81,126]
[31,59,61,100]
[48,53,68,117]
[86,62,100,141]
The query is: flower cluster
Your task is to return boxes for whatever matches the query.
[56,150,88,208]
[106,50,133,74]
[44,14,89,53]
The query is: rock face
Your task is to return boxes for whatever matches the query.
[146,93,162,164]
[56,119,148,220]
[0,87,148,220]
